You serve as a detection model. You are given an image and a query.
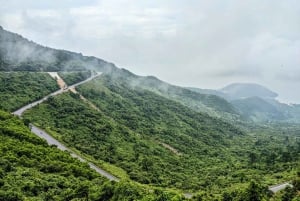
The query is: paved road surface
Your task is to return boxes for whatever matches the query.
[31,124,119,181]
[269,182,293,193]
[13,71,290,195]
[13,72,102,116]
[12,72,119,181]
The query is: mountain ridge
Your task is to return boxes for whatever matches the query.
[0,26,299,200]
[0,26,238,118]
[189,82,300,122]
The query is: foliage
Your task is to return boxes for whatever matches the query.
[24,75,299,193]
[0,110,185,200]
[58,71,91,85]
[0,72,58,112]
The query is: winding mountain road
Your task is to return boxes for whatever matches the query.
[31,124,119,181]
[13,72,119,182]
[11,71,293,196]
[13,72,102,116]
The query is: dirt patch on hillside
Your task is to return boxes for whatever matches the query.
[48,72,67,89]
[158,141,182,156]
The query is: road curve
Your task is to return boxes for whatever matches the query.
[12,72,119,181]
[11,71,293,196]
[31,124,119,181]
[13,72,102,116]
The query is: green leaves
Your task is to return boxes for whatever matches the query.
[0,72,59,112]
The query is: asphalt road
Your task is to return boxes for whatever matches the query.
[12,71,292,195]
[12,72,119,181]
[31,124,119,181]
[13,72,102,116]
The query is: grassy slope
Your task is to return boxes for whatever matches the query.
[0,72,59,112]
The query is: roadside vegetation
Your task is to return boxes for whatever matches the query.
[23,74,299,194]
[58,71,91,86]
[0,72,58,112]
[1,26,299,200]
[0,110,189,200]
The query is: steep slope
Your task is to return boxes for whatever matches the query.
[0,26,299,199]
[187,87,229,100]
[231,96,287,121]
[0,26,116,73]
[0,26,237,118]
[23,74,299,192]
[0,109,185,200]
[58,71,92,85]
[23,89,244,190]
[106,69,239,118]
[0,72,59,112]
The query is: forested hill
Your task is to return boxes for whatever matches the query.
[0,26,116,72]
[23,73,300,193]
[0,26,299,200]
[0,26,238,117]
[0,110,187,200]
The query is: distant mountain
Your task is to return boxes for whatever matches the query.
[0,26,237,118]
[189,83,300,123]
[220,83,278,100]
[231,96,287,121]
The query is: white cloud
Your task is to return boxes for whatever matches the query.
[0,0,300,102]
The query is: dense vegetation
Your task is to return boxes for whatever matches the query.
[0,72,58,112]
[1,26,299,200]
[23,75,299,194]
[58,71,91,86]
[109,69,239,118]
[0,110,188,200]
[2,107,300,200]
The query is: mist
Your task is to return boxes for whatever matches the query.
[0,0,299,103]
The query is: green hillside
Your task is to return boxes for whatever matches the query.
[0,26,239,119]
[108,69,239,118]
[0,110,188,200]
[23,74,299,193]
[0,72,59,112]
[58,71,92,86]
[231,97,287,122]
[0,26,116,73]
[0,26,299,200]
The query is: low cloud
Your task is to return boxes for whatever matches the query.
[0,0,300,102]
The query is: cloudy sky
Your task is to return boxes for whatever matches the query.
[1,0,299,103]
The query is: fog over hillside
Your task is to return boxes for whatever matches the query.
[0,0,299,103]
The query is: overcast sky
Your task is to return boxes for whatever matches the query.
[0,0,299,103]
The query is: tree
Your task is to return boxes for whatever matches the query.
[242,181,268,201]
[249,152,257,165]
